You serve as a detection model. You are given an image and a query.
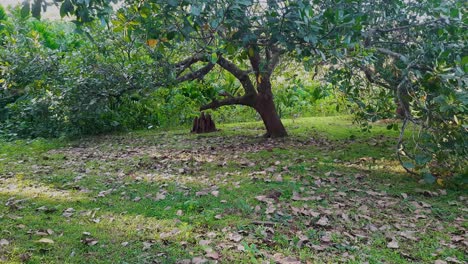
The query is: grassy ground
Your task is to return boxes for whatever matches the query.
[0,116,466,264]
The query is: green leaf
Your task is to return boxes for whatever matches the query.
[248,47,254,57]
[140,6,151,19]
[461,56,468,64]
[31,0,42,19]
[168,0,178,7]
[191,6,201,16]
[423,172,436,184]
[60,0,74,18]
[415,154,431,165]
[210,53,218,64]
[450,8,459,18]
[167,31,177,40]
[21,0,30,18]
[402,162,414,169]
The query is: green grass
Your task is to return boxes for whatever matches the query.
[0,116,466,263]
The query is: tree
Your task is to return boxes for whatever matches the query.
[120,0,348,138]
[21,0,467,178]
[23,0,370,138]
[324,0,467,179]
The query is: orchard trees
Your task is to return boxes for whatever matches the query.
[19,0,468,178]
[26,0,371,137]
[122,0,364,137]
[325,0,467,179]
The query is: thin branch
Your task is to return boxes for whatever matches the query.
[376,48,408,62]
[266,47,282,76]
[358,65,394,90]
[217,56,257,95]
[372,19,443,34]
[175,54,205,68]
[175,54,207,77]
[176,63,215,83]
[248,46,262,75]
[397,118,418,176]
[200,94,255,111]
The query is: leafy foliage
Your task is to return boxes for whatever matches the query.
[0,9,194,137]
[324,0,467,180]
[6,0,468,180]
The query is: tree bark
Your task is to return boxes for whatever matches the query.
[198,53,288,138]
[254,84,287,138]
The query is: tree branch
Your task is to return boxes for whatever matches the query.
[397,118,419,176]
[376,48,408,62]
[200,94,255,111]
[248,46,261,75]
[358,65,395,90]
[217,56,257,95]
[176,63,215,83]
[371,19,443,34]
[266,47,282,76]
[175,54,207,77]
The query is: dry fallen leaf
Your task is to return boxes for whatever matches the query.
[62,208,75,218]
[273,253,301,264]
[266,204,276,214]
[154,192,166,201]
[205,251,220,260]
[159,228,180,239]
[37,238,54,244]
[399,230,418,241]
[81,237,98,246]
[387,240,399,249]
[191,257,208,264]
[341,213,350,222]
[450,235,464,243]
[206,232,217,238]
[445,257,462,263]
[0,239,10,246]
[36,206,57,213]
[310,244,327,251]
[316,216,329,226]
[228,233,243,242]
[142,241,153,250]
[199,239,211,246]
[19,253,31,262]
[320,233,332,243]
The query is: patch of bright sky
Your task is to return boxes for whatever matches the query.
[0,0,61,20]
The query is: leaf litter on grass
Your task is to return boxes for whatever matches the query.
[0,120,466,263]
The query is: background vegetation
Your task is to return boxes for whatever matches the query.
[0,1,466,183]
[0,6,345,139]
[0,2,466,263]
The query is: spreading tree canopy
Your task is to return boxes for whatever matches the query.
[20,0,467,178]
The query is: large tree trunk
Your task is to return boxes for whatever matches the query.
[197,53,288,138]
[254,90,287,138]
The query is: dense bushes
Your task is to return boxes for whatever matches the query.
[0,2,465,183]
[0,8,343,139]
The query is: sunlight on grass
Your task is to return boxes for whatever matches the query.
[96,212,197,242]
[342,159,407,174]
[0,116,464,263]
[0,177,88,202]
